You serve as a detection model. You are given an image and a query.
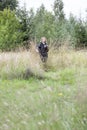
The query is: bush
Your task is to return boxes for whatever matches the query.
[0,9,23,51]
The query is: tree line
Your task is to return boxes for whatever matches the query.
[0,0,87,51]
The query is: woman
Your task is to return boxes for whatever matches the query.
[38,37,49,62]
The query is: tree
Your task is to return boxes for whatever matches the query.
[0,0,18,11]
[17,6,29,41]
[0,9,22,51]
[52,0,67,46]
[67,14,87,47]
[16,6,35,42]
[75,20,87,47]
[53,0,65,22]
[34,4,55,42]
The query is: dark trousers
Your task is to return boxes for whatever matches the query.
[40,55,48,62]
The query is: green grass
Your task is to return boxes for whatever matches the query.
[0,68,87,130]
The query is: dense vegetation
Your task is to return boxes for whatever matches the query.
[0,0,87,50]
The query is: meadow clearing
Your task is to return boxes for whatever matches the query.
[0,46,87,130]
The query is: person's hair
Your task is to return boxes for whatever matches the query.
[41,37,47,43]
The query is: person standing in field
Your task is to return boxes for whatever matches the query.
[37,37,49,62]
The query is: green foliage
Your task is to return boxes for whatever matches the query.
[34,2,66,44]
[53,0,65,21]
[67,14,87,47]
[16,6,35,48]
[74,20,87,46]
[0,0,18,11]
[0,0,87,50]
[34,4,55,42]
[0,9,22,51]
[17,6,30,41]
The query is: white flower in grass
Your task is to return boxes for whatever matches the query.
[38,112,42,116]
[3,102,9,107]
[38,120,45,125]
[6,119,10,123]
[21,121,27,125]
[23,113,29,118]
[42,120,45,124]
[38,122,42,125]
[17,91,22,95]
[47,87,52,92]
[3,124,9,130]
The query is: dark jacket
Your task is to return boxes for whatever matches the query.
[38,42,49,57]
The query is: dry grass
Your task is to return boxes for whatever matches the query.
[48,45,87,69]
[0,43,87,79]
[0,45,43,79]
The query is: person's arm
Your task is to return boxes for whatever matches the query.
[45,44,49,52]
[46,45,49,52]
[38,43,41,53]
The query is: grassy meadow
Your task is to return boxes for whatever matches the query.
[0,46,87,130]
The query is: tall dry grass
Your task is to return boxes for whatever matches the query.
[0,43,87,79]
[47,45,87,69]
[0,44,43,79]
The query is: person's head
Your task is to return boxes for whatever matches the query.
[41,37,47,43]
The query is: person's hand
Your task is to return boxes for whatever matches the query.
[36,49,39,53]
